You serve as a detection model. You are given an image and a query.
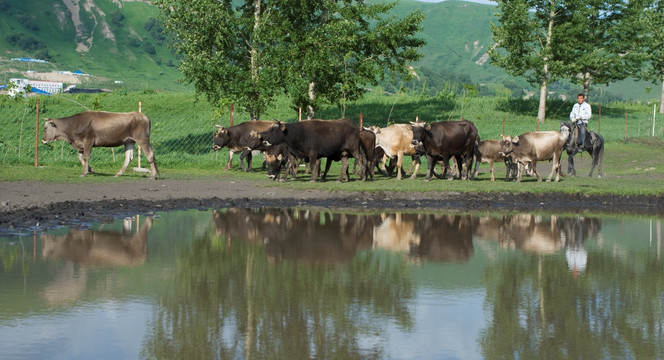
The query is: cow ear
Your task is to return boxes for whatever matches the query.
[47,120,56,128]
[512,136,519,143]
[278,121,286,131]
[426,124,432,131]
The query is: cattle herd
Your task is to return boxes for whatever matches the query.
[41,110,604,182]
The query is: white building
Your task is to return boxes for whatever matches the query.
[9,78,63,96]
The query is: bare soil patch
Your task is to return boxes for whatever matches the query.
[1,179,663,234]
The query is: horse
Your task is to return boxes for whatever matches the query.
[560,122,604,178]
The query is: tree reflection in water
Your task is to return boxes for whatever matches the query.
[479,215,664,359]
[142,209,415,359]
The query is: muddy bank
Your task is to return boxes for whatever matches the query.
[1,180,662,233]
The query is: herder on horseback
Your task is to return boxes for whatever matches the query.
[569,93,592,151]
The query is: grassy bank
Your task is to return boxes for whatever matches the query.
[1,90,663,196]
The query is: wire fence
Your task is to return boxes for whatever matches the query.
[1,97,662,169]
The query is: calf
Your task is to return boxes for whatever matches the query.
[499,129,570,182]
[473,138,517,181]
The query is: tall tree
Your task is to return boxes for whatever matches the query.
[631,0,664,113]
[154,0,282,120]
[557,0,636,97]
[155,0,425,120]
[273,0,425,118]
[490,0,571,123]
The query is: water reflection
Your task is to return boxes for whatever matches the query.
[1,209,662,359]
[41,216,152,267]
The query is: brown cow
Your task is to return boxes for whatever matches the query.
[473,138,517,182]
[213,120,274,171]
[41,111,159,179]
[410,120,478,180]
[365,124,421,180]
[499,129,569,182]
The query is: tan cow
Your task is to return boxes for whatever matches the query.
[42,111,159,179]
[473,138,517,182]
[365,124,420,180]
[499,129,569,182]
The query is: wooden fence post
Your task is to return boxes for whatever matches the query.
[34,99,40,166]
[502,116,506,137]
[624,112,628,139]
[597,103,601,134]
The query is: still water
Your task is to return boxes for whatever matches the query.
[1,209,662,360]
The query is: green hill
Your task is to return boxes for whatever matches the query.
[0,0,658,101]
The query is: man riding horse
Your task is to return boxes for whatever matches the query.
[569,93,592,151]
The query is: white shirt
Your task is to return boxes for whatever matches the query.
[570,101,592,124]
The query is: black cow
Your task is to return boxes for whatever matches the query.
[212,121,273,172]
[410,120,478,180]
[258,119,367,182]
[560,122,604,178]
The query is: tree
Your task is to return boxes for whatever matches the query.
[272,0,425,118]
[631,0,664,113]
[155,0,425,119]
[155,0,282,120]
[557,0,637,97]
[490,0,571,123]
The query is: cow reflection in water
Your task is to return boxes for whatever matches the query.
[407,214,475,263]
[473,214,602,273]
[213,209,374,264]
[40,216,153,305]
[214,209,478,264]
[41,216,152,267]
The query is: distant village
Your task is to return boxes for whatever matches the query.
[1,57,117,97]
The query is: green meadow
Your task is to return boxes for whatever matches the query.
[1,90,663,196]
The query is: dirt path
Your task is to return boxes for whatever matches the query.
[1,179,663,233]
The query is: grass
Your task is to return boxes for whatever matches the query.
[1,90,663,197]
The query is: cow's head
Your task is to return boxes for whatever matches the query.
[499,135,518,157]
[410,121,429,146]
[263,145,287,180]
[212,125,230,150]
[41,119,59,145]
[259,120,287,147]
[243,130,264,151]
[364,125,381,134]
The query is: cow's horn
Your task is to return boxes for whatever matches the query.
[214,124,223,128]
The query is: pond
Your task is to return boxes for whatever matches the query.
[0,209,662,359]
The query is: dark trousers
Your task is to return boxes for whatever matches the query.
[577,123,587,148]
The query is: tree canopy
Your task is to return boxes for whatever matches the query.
[155,0,425,120]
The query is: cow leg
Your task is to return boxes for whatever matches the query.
[395,151,405,180]
[226,150,235,170]
[115,142,135,177]
[309,157,320,182]
[409,155,421,179]
[550,153,562,182]
[337,156,349,182]
[531,161,543,181]
[134,139,160,179]
[567,152,576,177]
[77,151,93,176]
[488,161,495,182]
[322,158,333,182]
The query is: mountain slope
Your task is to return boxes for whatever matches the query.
[0,0,656,100]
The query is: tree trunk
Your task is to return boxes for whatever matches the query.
[307,81,316,120]
[537,80,547,123]
[660,75,664,114]
[537,8,555,123]
[249,0,261,120]
[583,73,591,99]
